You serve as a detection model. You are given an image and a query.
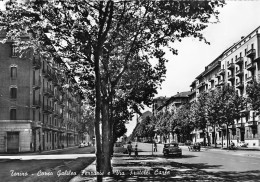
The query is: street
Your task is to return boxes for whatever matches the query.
[2,143,260,182]
[0,146,95,182]
[82,142,260,181]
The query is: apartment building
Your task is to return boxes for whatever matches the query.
[155,91,191,143]
[190,26,260,147]
[0,35,83,153]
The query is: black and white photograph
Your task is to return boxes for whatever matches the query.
[0,0,260,181]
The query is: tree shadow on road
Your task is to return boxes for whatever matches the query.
[110,156,260,181]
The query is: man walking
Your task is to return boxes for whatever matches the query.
[154,142,157,152]
[127,142,132,157]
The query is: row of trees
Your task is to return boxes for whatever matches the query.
[133,82,260,149]
[0,0,225,180]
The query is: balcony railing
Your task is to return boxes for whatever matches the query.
[33,58,41,69]
[218,69,225,75]
[228,124,236,129]
[246,49,256,58]
[236,81,244,88]
[43,123,52,130]
[236,123,245,128]
[235,57,244,65]
[227,74,235,81]
[31,121,42,128]
[43,105,53,114]
[246,62,256,71]
[227,63,235,70]
[197,82,205,88]
[247,121,257,127]
[246,76,256,83]
[33,80,41,90]
[235,69,244,76]
[32,100,41,109]
[43,87,54,97]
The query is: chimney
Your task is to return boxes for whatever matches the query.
[241,36,244,39]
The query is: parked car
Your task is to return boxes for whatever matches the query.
[188,142,201,151]
[78,142,85,148]
[185,140,192,146]
[238,141,248,147]
[163,142,182,157]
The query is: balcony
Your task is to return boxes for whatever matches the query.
[42,123,52,130]
[32,100,41,109]
[31,121,42,129]
[43,105,53,114]
[227,63,235,70]
[246,49,256,58]
[197,82,205,89]
[235,69,244,76]
[32,58,41,70]
[247,121,257,127]
[217,79,224,86]
[43,87,54,97]
[53,109,59,117]
[42,69,51,79]
[51,125,59,131]
[246,76,256,83]
[33,80,41,90]
[228,124,236,130]
[227,74,235,81]
[246,62,256,71]
[218,69,225,76]
[236,81,244,89]
[236,123,245,128]
[235,57,244,65]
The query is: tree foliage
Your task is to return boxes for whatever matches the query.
[0,0,225,177]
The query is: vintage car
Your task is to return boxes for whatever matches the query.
[163,143,182,157]
[188,142,201,151]
[78,142,85,148]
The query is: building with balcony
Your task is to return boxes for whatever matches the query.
[0,34,84,153]
[189,26,260,147]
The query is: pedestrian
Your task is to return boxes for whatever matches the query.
[154,142,157,152]
[134,144,138,157]
[38,144,42,153]
[127,142,132,157]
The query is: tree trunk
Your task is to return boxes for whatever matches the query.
[214,125,217,148]
[94,53,103,182]
[226,124,229,149]
[102,100,112,175]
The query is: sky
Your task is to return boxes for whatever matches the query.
[126,1,260,136]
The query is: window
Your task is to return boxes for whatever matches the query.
[251,43,254,49]
[11,44,18,57]
[240,52,242,57]
[10,87,17,99]
[10,108,16,120]
[11,67,17,78]
[245,48,247,55]
[33,110,35,120]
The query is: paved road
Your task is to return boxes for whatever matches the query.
[0,146,95,182]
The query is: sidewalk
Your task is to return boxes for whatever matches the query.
[70,151,170,182]
[0,146,79,156]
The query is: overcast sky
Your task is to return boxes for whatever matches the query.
[126,1,260,136]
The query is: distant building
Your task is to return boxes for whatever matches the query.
[152,96,169,116]
[154,91,191,143]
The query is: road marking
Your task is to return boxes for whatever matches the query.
[251,163,258,165]
[239,161,246,162]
